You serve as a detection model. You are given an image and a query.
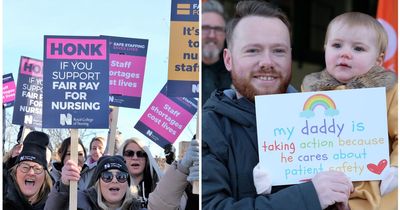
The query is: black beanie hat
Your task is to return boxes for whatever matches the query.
[89,155,129,186]
[17,131,50,169]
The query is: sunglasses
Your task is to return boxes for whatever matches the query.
[123,150,146,158]
[100,171,129,183]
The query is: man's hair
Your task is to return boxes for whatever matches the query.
[225,0,291,49]
[324,12,388,55]
[202,0,225,19]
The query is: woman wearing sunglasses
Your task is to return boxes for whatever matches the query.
[4,131,53,210]
[45,155,140,210]
[118,138,163,208]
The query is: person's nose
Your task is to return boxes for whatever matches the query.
[339,47,352,59]
[207,29,217,38]
[259,53,273,70]
[26,167,36,175]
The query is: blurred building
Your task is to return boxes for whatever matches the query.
[179,141,191,160]
[211,0,382,89]
[154,141,191,172]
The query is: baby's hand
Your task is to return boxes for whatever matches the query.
[380,166,398,196]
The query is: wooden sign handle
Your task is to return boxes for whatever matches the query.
[69,129,78,210]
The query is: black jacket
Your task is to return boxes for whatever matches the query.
[202,89,322,210]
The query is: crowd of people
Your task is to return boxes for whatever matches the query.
[3,0,398,210]
[3,130,199,210]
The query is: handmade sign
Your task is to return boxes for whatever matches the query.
[255,87,390,185]
[12,57,43,127]
[3,73,16,108]
[103,35,148,108]
[135,84,197,148]
[166,0,199,97]
[42,36,109,128]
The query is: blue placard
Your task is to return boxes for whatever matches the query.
[42,36,109,128]
[170,0,199,22]
[12,57,43,128]
[102,35,149,108]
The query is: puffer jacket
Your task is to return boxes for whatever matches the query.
[302,66,398,210]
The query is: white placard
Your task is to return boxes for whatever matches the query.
[255,87,390,185]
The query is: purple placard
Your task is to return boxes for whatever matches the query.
[12,57,43,127]
[103,36,149,108]
[42,36,109,128]
[3,73,16,108]
[134,85,197,148]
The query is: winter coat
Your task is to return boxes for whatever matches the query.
[3,168,48,210]
[148,161,189,210]
[44,181,140,210]
[78,159,98,190]
[302,66,398,210]
[202,88,323,210]
[49,161,62,184]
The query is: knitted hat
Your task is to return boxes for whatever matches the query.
[89,155,129,186]
[17,131,50,169]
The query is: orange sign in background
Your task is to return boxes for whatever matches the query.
[377,0,398,72]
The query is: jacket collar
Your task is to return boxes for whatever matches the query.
[302,66,397,92]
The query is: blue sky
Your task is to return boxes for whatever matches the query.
[3,0,197,157]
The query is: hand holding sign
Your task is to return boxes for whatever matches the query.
[312,171,353,209]
[255,88,390,185]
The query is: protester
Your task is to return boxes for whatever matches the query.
[79,136,105,190]
[118,137,163,208]
[3,131,53,210]
[202,1,353,209]
[301,12,398,210]
[202,0,232,105]
[148,138,199,210]
[50,137,87,185]
[3,143,23,170]
[45,155,141,210]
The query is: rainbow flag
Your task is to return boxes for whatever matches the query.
[377,0,398,72]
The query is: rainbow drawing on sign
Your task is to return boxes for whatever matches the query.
[300,94,339,118]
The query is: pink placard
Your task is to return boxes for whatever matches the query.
[3,81,16,103]
[46,38,107,60]
[109,54,146,97]
[20,57,43,78]
[140,93,193,142]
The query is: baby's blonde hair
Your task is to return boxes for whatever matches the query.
[324,12,388,56]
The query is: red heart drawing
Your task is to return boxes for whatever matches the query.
[367,159,387,175]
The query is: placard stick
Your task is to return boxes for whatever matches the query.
[107,106,119,155]
[3,106,5,154]
[192,105,199,194]
[69,129,78,210]
[20,126,31,143]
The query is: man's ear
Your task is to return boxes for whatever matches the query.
[376,52,385,66]
[223,48,232,72]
